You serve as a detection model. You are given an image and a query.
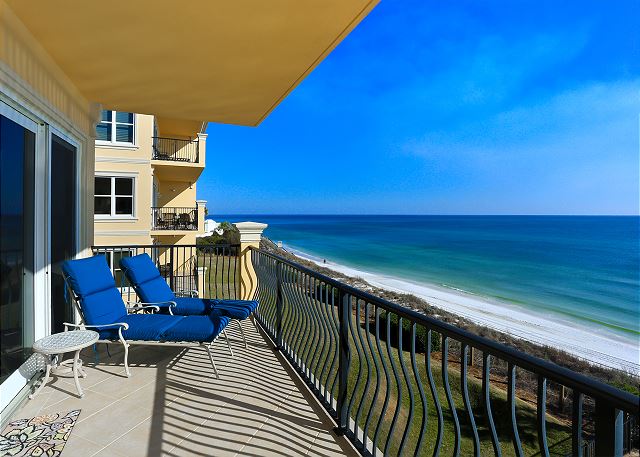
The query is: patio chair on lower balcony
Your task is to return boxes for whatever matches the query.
[119,253,259,351]
[61,255,233,378]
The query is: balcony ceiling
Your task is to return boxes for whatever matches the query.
[6,0,378,127]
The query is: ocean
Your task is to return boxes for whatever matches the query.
[210,215,640,367]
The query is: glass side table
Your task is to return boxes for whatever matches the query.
[29,330,99,399]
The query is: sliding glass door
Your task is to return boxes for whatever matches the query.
[50,134,77,333]
[0,105,36,389]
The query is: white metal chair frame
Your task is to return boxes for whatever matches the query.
[62,274,233,379]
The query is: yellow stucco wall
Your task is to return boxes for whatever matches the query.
[94,114,154,246]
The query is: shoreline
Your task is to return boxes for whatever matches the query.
[284,245,640,374]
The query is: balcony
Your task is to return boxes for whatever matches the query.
[151,207,198,233]
[8,243,640,456]
[151,136,205,182]
[152,137,199,163]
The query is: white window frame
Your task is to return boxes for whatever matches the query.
[95,111,137,148]
[94,173,136,220]
[100,249,134,292]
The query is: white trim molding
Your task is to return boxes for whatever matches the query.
[95,156,148,164]
[94,230,150,236]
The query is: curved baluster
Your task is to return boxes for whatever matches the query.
[442,336,460,457]
[346,298,364,438]
[460,343,480,456]
[316,281,333,401]
[328,286,341,404]
[308,276,323,386]
[426,329,443,457]
[353,299,372,445]
[482,353,502,457]
[373,311,392,455]
[409,323,427,456]
[507,363,524,457]
[384,315,403,456]
[363,304,382,453]
[537,375,550,457]
[396,318,415,455]
[572,390,584,457]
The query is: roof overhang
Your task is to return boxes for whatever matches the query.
[5,0,378,128]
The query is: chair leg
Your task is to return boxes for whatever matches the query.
[123,343,131,377]
[236,320,248,349]
[117,327,131,377]
[250,313,259,330]
[205,344,219,379]
[222,329,234,357]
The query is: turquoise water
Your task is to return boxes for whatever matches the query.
[212,215,640,342]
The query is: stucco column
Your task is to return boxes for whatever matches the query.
[196,200,207,233]
[197,132,207,166]
[196,266,207,298]
[234,222,268,300]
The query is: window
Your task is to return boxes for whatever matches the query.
[100,251,132,289]
[96,110,134,144]
[94,176,134,217]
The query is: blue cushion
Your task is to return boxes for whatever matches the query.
[210,299,259,320]
[123,314,181,340]
[62,256,127,326]
[97,314,183,341]
[171,297,258,319]
[119,253,159,284]
[82,288,128,327]
[161,315,230,342]
[62,255,116,297]
[171,297,212,315]
[120,254,175,303]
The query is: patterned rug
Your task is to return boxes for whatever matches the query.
[0,410,80,457]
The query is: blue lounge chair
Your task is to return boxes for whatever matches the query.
[61,255,233,378]
[119,253,259,350]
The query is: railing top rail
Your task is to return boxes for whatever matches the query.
[92,243,240,249]
[250,246,640,413]
[151,206,198,210]
[152,136,198,142]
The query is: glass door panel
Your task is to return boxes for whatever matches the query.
[0,111,35,385]
[50,134,77,333]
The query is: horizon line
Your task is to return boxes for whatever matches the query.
[205,213,640,217]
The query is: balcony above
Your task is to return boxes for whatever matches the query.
[152,137,199,164]
[151,206,199,234]
[151,136,205,181]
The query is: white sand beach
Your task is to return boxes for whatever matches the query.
[289,247,640,374]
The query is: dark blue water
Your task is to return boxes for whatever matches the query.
[212,215,640,341]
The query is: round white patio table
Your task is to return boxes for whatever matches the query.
[29,330,99,400]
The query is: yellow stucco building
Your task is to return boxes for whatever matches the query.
[93,112,207,249]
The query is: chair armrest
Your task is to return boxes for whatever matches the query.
[125,303,160,313]
[126,300,176,315]
[63,322,129,331]
[175,289,198,298]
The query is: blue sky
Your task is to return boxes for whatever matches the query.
[201,0,639,215]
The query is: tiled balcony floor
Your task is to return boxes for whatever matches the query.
[10,322,356,457]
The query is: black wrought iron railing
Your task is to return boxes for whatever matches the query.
[152,136,199,163]
[250,247,639,457]
[151,206,198,231]
[91,244,239,301]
